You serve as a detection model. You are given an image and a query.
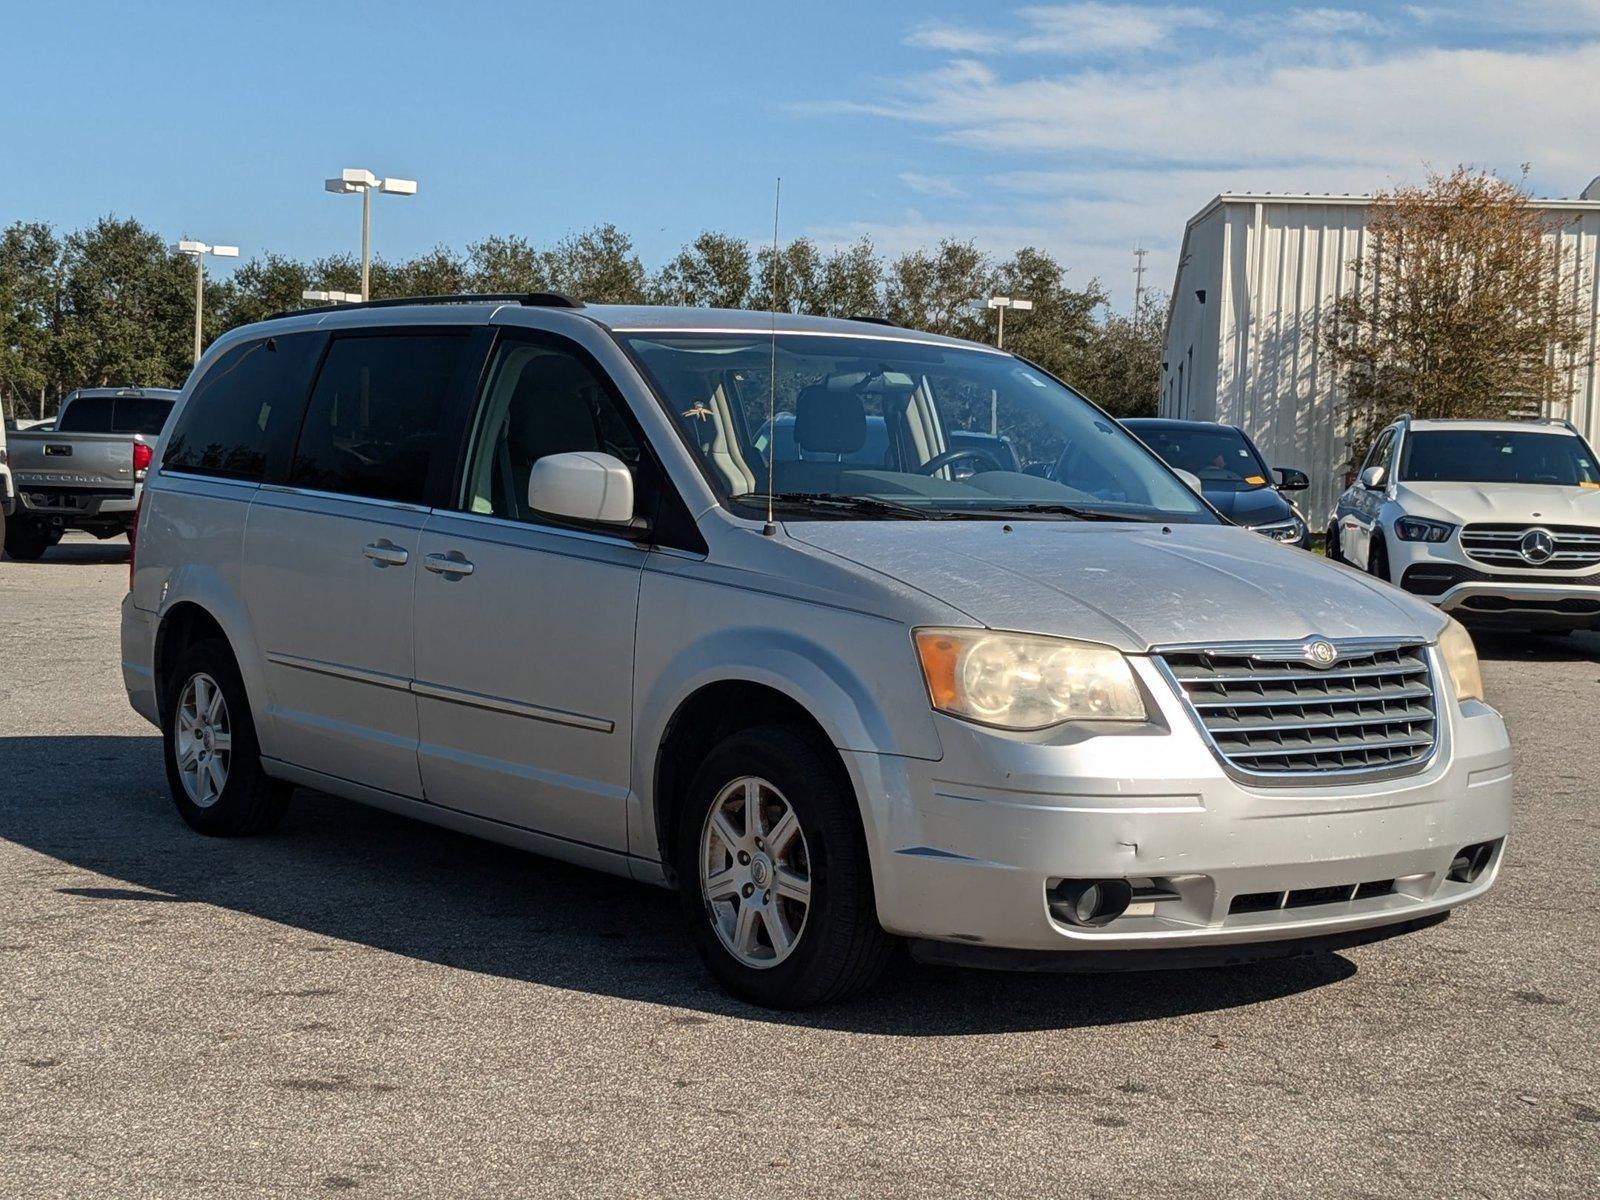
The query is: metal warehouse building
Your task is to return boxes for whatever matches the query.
[1160,189,1600,523]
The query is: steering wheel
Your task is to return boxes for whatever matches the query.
[916,447,1008,477]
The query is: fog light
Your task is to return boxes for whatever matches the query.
[1049,879,1134,927]
[1447,841,1496,884]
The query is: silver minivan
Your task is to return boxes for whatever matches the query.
[122,297,1512,1007]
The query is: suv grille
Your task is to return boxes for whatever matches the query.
[1461,523,1600,570]
[1157,641,1437,780]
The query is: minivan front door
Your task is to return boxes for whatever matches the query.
[244,328,477,798]
[411,333,648,850]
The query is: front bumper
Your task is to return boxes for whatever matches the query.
[1390,539,1600,627]
[848,658,1512,957]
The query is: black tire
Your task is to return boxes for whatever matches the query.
[4,517,50,561]
[675,725,895,1009]
[1324,522,1343,563]
[1368,533,1390,582]
[162,638,291,836]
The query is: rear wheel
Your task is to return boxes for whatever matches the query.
[162,639,291,835]
[675,726,894,1008]
[4,516,50,561]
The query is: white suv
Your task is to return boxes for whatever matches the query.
[1330,416,1600,633]
[122,297,1512,1007]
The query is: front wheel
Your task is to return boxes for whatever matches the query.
[163,639,291,835]
[675,726,895,1008]
[1368,532,1391,582]
[1324,522,1343,563]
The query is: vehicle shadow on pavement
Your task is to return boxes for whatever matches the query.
[1471,628,1600,663]
[0,734,1358,1035]
[1,540,129,566]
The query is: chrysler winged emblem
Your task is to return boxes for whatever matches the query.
[1304,639,1338,668]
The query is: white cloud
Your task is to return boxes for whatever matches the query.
[898,172,967,198]
[826,7,1600,305]
[906,4,1217,59]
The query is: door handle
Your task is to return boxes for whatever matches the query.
[424,551,475,578]
[363,540,409,568]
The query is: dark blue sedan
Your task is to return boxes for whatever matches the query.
[1123,418,1312,549]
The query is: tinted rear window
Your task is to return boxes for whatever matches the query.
[57,395,174,434]
[164,335,321,482]
[288,332,469,504]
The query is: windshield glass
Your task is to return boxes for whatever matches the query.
[620,332,1211,522]
[1125,422,1270,490]
[1400,430,1600,487]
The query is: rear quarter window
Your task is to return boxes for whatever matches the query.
[163,334,322,482]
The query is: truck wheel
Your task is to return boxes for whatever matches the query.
[162,639,291,836]
[3,517,50,561]
[675,725,895,1009]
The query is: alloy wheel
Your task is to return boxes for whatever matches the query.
[175,672,232,809]
[698,776,812,969]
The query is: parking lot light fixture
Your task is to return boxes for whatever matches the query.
[986,295,1034,351]
[174,240,239,364]
[325,168,418,301]
[301,289,364,306]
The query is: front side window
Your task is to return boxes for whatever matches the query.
[289,332,468,504]
[164,335,318,482]
[460,338,644,524]
[1400,430,1600,487]
[621,332,1210,522]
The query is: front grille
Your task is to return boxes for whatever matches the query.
[1461,523,1600,570]
[1230,879,1396,915]
[1157,641,1437,780]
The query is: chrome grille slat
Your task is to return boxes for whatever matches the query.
[1462,522,1600,570]
[1158,641,1438,781]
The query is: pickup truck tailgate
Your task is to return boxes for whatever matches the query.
[9,431,138,491]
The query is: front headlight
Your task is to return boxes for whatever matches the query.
[913,628,1146,729]
[1251,516,1306,544]
[1437,615,1483,703]
[1396,517,1455,543]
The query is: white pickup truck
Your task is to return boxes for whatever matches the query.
[4,387,178,560]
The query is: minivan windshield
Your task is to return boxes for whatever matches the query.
[621,332,1212,522]
[1400,429,1600,487]
[1125,421,1271,490]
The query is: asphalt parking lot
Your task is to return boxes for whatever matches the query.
[2,534,1596,1198]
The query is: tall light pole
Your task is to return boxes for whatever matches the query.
[324,168,417,301]
[986,294,1033,350]
[175,240,239,363]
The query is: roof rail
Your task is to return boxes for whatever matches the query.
[847,314,896,327]
[266,291,585,321]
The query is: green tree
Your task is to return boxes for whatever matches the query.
[544,224,647,303]
[752,237,825,314]
[816,238,882,318]
[987,246,1106,383]
[214,252,315,329]
[1068,290,1165,417]
[883,239,990,339]
[371,245,469,299]
[55,217,191,393]
[0,222,66,420]
[467,235,553,293]
[651,231,752,308]
[1324,166,1594,460]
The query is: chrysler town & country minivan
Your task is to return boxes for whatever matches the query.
[122,296,1512,1007]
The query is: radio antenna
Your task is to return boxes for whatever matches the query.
[763,176,781,536]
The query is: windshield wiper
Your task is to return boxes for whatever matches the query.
[753,492,935,520]
[945,502,1165,522]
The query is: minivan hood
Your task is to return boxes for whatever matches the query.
[1398,481,1600,525]
[787,521,1441,653]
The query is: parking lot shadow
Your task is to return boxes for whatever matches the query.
[0,734,1359,1035]
[1472,627,1600,663]
[1,538,129,566]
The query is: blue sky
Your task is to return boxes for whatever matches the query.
[3,1,1596,307]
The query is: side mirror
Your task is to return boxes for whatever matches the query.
[1174,468,1204,493]
[1359,465,1387,491]
[528,451,646,534]
[1275,466,1310,492]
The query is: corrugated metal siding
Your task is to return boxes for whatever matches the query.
[1163,197,1600,524]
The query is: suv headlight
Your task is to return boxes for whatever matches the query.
[1437,616,1483,703]
[913,628,1146,729]
[1251,516,1305,544]
[1395,517,1455,543]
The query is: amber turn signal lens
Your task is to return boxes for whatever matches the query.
[913,630,963,711]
